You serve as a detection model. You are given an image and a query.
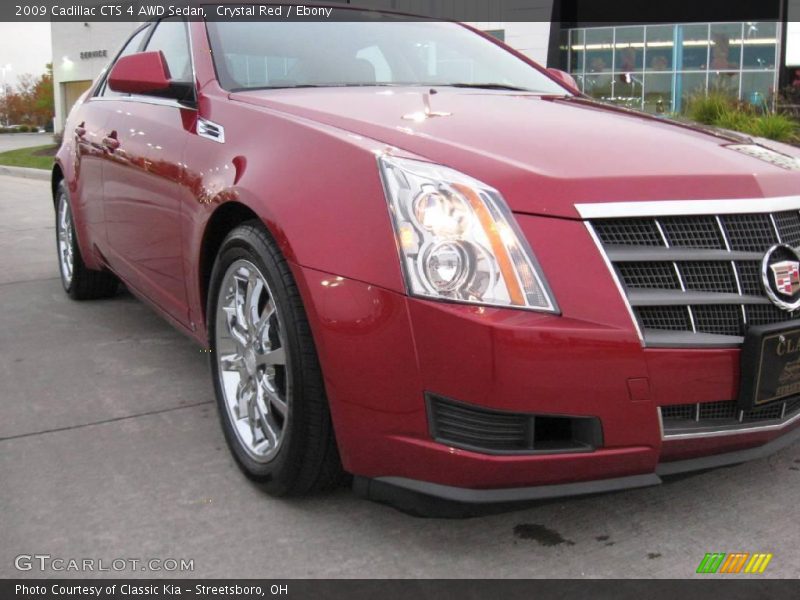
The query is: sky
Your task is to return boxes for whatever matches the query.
[0,23,52,87]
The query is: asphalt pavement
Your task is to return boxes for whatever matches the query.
[0,173,798,579]
[0,132,51,153]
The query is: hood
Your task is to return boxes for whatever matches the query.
[231,88,800,218]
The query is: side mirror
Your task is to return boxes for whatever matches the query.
[547,68,579,92]
[108,51,194,104]
[109,51,172,95]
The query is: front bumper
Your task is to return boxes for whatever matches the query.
[355,423,800,507]
[293,212,800,500]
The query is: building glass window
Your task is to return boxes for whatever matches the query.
[615,26,644,72]
[585,27,613,73]
[565,21,779,115]
[569,29,584,76]
[677,72,707,110]
[741,71,775,108]
[710,23,743,71]
[643,72,673,114]
[584,73,613,101]
[709,71,740,98]
[646,25,673,72]
[742,22,778,70]
[613,26,644,108]
[679,24,710,71]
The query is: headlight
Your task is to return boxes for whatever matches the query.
[378,155,558,312]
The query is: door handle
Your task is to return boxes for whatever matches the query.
[102,133,120,151]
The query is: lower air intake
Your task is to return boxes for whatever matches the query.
[426,394,603,455]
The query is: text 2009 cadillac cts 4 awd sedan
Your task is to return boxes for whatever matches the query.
[54,11,800,505]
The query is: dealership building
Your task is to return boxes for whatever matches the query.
[51,1,800,132]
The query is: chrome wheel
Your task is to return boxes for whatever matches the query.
[215,259,290,463]
[57,194,74,286]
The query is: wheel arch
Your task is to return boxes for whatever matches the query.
[197,200,265,327]
[51,161,64,207]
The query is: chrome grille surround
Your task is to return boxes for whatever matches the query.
[580,197,800,348]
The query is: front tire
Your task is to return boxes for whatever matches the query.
[208,221,342,496]
[55,181,118,300]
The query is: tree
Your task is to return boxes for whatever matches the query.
[15,73,37,123]
[0,65,54,128]
[3,85,26,125]
[32,64,54,127]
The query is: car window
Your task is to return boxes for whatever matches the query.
[206,20,567,94]
[98,25,150,97]
[145,18,192,83]
[223,54,299,89]
[355,46,392,82]
[413,40,494,83]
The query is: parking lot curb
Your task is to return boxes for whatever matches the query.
[0,165,50,181]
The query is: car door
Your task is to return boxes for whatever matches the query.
[69,97,110,249]
[101,18,195,325]
[70,25,152,251]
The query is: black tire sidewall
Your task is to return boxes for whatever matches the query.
[54,181,117,301]
[207,227,308,493]
[55,184,75,295]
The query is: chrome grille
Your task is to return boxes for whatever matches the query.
[617,262,679,289]
[593,219,663,246]
[720,214,778,251]
[774,212,800,245]
[637,306,691,331]
[692,305,742,336]
[747,304,791,326]
[680,261,737,293]
[698,400,739,420]
[736,261,762,296]
[590,212,800,347]
[661,396,800,437]
[660,216,725,248]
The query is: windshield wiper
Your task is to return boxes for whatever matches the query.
[232,84,325,92]
[442,83,532,91]
[236,82,535,92]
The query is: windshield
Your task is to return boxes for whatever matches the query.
[206,19,569,94]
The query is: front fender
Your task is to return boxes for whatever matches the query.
[183,98,408,339]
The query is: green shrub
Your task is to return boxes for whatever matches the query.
[684,91,799,143]
[17,125,29,133]
[714,110,757,136]
[749,113,798,143]
[687,92,735,125]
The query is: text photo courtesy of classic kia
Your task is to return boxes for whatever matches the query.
[53,9,800,507]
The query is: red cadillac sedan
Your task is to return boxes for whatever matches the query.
[53,10,800,506]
